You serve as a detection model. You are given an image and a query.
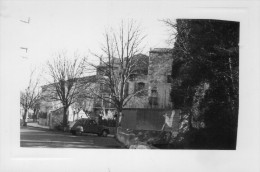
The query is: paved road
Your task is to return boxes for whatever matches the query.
[20,127,125,149]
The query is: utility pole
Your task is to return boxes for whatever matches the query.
[20,17,30,59]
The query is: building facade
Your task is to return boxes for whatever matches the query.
[39,48,173,127]
[39,76,97,127]
[125,48,173,109]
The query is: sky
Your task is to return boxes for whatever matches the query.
[0,0,174,90]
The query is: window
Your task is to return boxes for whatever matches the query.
[151,87,158,97]
[151,89,157,95]
[137,82,145,90]
[101,93,112,108]
[149,87,158,106]
[129,74,136,81]
[135,82,146,96]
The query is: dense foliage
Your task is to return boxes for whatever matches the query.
[169,19,239,149]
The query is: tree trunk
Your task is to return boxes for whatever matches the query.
[116,105,123,128]
[23,109,28,126]
[116,111,121,129]
[115,107,122,140]
[33,108,38,122]
[63,106,68,131]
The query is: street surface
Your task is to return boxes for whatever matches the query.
[20,126,125,149]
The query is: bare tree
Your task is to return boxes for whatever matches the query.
[161,19,178,46]
[89,20,147,126]
[31,97,41,122]
[20,70,41,126]
[45,52,93,130]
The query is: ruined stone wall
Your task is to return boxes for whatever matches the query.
[148,49,173,109]
[124,49,173,109]
[125,75,149,108]
[153,83,172,109]
[148,49,172,83]
[125,96,149,108]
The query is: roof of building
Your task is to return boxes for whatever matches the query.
[149,48,173,53]
[76,75,97,83]
[97,53,149,68]
[41,75,97,89]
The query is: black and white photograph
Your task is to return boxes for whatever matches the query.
[0,0,260,172]
[19,19,240,150]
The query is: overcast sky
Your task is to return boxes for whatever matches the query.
[0,1,174,89]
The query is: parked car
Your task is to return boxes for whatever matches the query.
[70,118,114,137]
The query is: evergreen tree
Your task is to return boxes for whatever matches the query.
[166,19,239,149]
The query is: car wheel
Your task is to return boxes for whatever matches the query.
[102,130,108,137]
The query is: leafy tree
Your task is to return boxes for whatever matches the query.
[165,19,239,149]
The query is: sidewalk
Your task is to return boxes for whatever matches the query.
[27,122,50,129]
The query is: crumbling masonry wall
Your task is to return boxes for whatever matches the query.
[148,49,173,109]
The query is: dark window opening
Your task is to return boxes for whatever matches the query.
[129,74,136,81]
[135,82,146,96]
[151,87,158,97]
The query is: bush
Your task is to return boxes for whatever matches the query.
[38,112,47,119]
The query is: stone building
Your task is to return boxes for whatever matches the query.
[39,75,97,126]
[39,48,173,127]
[125,48,173,109]
[147,48,173,109]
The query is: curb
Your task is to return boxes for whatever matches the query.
[26,123,50,130]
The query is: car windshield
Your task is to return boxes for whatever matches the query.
[71,119,84,126]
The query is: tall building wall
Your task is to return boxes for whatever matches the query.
[125,48,173,109]
[148,48,173,109]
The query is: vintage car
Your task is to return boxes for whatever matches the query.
[70,118,113,137]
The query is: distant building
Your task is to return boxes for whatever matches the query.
[39,48,173,127]
[39,75,97,127]
[82,48,173,111]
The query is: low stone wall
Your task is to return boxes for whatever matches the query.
[117,127,136,147]
[121,109,180,131]
[117,127,177,148]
